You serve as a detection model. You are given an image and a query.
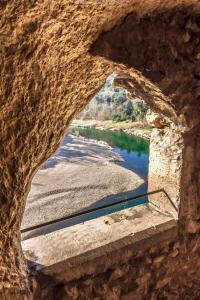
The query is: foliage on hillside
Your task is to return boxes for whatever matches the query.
[78,75,148,122]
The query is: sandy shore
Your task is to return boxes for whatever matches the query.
[22,134,144,230]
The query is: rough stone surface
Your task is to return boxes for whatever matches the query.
[28,220,200,300]
[0,0,200,298]
[33,231,200,300]
[0,1,165,298]
[146,111,170,129]
[148,125,184,217]
[22,204,173,266]
[92,1,200,130]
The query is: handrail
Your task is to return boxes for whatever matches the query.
[21,189,164,234]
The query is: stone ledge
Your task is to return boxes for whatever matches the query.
[22,204,177,285]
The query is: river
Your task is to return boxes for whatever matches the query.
[70,126,150,202]
[22,127,150,239]
[70,126,149,178]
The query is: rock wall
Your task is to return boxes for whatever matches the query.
[148,125,184,217]
[31,222,200,300]
[91,2,200,130]
[89,0,200,242]
[0,2,156,298]
[180,125,200,234]
[0,0,200,298]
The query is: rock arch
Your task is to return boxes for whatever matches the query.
[0,1,200,298]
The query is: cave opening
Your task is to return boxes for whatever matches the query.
[1,2,200,299]
[21,74,182,253]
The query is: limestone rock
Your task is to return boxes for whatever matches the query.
[146,110,169,129]
[0,0,200,298]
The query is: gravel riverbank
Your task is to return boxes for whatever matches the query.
[22,134,144,230]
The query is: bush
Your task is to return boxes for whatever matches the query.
[78,75,148,122]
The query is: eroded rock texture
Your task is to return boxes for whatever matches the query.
[0,0,200,299]
[32,226,200,300]
[91,1,200,130]
[148,124,183,217]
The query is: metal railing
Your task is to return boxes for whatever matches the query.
[21,189,171,237]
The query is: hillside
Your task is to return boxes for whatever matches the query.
[78,75,148,122]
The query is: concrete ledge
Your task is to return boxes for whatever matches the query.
[22,204,177,285]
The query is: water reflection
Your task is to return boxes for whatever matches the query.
[70,127,149,155]
[70,127,149,180]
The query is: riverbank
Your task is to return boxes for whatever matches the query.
[71,120,152,140]
[22,134,144,230]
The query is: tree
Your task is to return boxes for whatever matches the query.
[78,75,148,122]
